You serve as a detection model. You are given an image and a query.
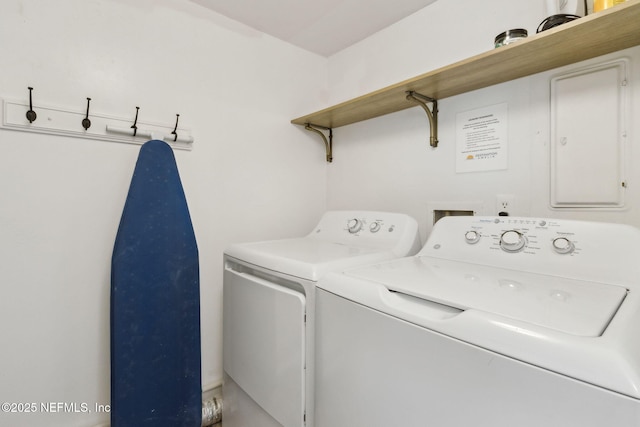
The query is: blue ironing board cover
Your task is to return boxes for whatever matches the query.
[111,140,201,427]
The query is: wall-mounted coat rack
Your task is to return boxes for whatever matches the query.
[1,92,194,150]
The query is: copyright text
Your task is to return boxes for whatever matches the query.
[2,402,110,414]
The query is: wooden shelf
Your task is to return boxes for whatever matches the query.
[292,0,640,129]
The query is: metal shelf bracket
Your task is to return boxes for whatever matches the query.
[305,123,333,162]
[406,91,438,148]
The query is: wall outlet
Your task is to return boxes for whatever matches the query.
[496,194,515,215]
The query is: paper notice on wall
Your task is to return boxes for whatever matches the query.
[456,103,508,173]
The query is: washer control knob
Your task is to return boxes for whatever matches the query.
[464,230,480,244]
[552,237,575,254]
[370,221,382,233]
[347,218,363,234]
[500,230,526,252]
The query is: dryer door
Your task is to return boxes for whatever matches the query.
[223,264,306,427]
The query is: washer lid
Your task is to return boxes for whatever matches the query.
[225,238,393,281]
[347,256,627,337]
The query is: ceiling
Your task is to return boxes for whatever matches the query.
[190,0,439,57]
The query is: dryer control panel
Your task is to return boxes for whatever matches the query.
[421,216,640,284]
[309,210,422,256]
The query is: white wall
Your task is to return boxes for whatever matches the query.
[325,0,640,243]
[0,1,327,426]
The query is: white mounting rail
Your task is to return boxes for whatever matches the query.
[1,99,194,150]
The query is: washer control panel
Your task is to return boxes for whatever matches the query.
[452,217,580,256]
[419,215,632,282]
[421,216,640,282]
[421,217,596,263]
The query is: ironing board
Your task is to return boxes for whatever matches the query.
[111,140,201,426]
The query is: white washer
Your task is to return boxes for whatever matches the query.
[222,211,421,427]
[315,216,640,427]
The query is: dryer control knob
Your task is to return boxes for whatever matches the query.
[347,218,363,234]
[500,230,526,252]
[464,230,480,244]
[369,221,382,233]
[552,237,575,254]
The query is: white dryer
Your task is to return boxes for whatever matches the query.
[222,211,421,427]
[315,216,640,427]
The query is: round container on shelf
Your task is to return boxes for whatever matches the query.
[494,29,528,48]
[594,0,626,12]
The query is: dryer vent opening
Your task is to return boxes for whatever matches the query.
[202,396,223,426]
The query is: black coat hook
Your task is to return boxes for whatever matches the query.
[82,98,92,130]
[131,106,140,136]
[26,87,37,123]
[171,114,180,142]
